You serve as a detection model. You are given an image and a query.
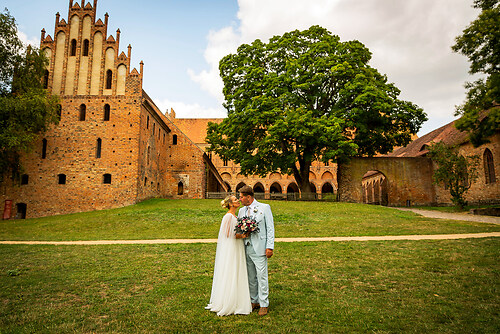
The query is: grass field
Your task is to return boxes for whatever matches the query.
[0,199,499,333]
[0,199,499,241]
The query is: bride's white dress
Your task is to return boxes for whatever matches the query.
[206,213,251,316]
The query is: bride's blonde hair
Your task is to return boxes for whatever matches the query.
[220,195,233,209]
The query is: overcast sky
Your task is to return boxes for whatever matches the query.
[3,0,480,136]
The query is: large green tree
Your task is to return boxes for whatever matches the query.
[452,0,499,146]
[206,25,426,193]
[0,9,59,181]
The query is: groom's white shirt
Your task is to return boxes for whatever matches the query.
[238,199,274,255]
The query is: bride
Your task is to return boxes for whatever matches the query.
[206,195,252,316]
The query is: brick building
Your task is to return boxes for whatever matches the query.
[0,0,224,219]
[170,113,338,200]
[356,112,499,206]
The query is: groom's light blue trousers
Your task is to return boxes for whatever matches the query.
[245,244,269,307]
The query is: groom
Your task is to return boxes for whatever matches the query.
[238,185,275,316]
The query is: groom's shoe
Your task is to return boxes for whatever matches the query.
[258,307,268,316]
[252,303,260,311]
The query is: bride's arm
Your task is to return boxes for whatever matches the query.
[222,214,232,238]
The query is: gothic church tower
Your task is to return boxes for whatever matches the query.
[1,0,224,218]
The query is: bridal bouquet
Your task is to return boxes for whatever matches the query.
[234,216,259,234]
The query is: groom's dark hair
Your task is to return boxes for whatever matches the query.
[239,185,254,197]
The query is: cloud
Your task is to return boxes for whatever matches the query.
[154,98,227,119]
[188,26,240,105]
[17,30,39,48]
[189,0,480,134]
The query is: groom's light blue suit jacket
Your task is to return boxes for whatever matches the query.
[238,200,275,256]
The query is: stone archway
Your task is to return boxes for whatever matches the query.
[270,182,282,193]
[362,170,388,205]
[338,157,435,206]
[286,182,299,200]
[236,182,246,192]
[253,182,265,193]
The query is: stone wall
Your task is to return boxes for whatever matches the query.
[434,133,500,205]
[338,157,436,206]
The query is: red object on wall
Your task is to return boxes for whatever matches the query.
[3,200,12,220]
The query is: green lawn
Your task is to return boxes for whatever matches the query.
[0,199,499,333]
[1,239,498,333]
[0,199,499,241]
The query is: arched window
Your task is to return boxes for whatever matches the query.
[104,104,110,121]
[70,39,77,56]
[177,181,184,195]
[79,104,86,121]
[58,174,66,185]
[484,149,496,184]
[105,69,112,89]
[223,159,228,167]
[103,174,112,184]
[42,139,47,159]
[96,138,102,158]
[173,134,178,145]
[43,70,49,89]
[82,39,89,56]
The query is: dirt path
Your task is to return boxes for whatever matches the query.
[1,232,499,245]
[1,207,499,245]
[394,207,500,224]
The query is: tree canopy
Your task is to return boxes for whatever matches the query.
[0,9,59,181]
[452,0,499,146]
[206,25,426,193]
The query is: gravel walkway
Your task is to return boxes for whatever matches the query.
[394,207,500,224]
[1,232,499,245]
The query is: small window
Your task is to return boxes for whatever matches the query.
[484,149,496,184]
[104,104,110,121]
[147,115,149,129]
[21,174,29,185]
[178,181,184,195]
[103,174,111,184]
[173,134,178,145]
[70,39,77,56]
[144,177,148,186]
[153,123,155,135]
[324,160,329,167]
[58,174,66,185]
[96,138,102,158]
[147,146,150,164]
[56,104,62,121]
[42,138,47,159]
[82,39,89,56]
[223,159,228,167]
[79,104,86,121]
[43,70,49,89]
[105,69,112,89]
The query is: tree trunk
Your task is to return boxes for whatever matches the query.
[293,159,313,198]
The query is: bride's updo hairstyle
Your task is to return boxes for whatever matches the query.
[220,196,233,209]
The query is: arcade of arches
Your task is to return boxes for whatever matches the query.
[219,168,337,199]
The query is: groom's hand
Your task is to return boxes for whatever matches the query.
[266,249,273,258]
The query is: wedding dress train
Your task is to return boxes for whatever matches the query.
[206,213,251,316]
